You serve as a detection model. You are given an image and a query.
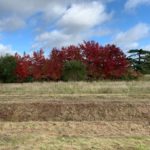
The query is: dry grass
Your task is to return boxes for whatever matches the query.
[1,135,149,150]
[0,101,150,121]
[0,77,150,102]
[0,75,150,149]
[0,121,150,137]
[0,121,150,150]
[0,135,150,150]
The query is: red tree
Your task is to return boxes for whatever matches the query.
[14,41,130,81]
[46,48,64,80]
[61,45,83,61]
[101,44,129,78]
[15,53,32,81]
[80,41,129,79]
[45,46,83,80]
[31,49,46,80]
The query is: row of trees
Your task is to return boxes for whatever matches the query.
[0,41,149,83]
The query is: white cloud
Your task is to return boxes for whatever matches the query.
[0,16,25,32]
[125,0,150,10]
[0,0,67,31]
[115,23,150,43]
[114,23,150,50]
[0,0,113,50]
[33,30,88,49]
[0,0,104,30]
[33,1,112,49]
[58,2,111,33]
[0,44,15,56]
[0,0,112,31]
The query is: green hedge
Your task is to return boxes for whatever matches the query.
[0,55,17,83]
[62,60,87,81]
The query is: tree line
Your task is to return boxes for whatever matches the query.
[0,41,149,83]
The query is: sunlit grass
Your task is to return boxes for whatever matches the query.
[0,75,150,149]
[0,76,150,102]
[0,135,150,150]
[0,121,150,150]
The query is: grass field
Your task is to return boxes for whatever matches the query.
[0,79,150,102]
[0,121,150,150]
[0,75,150,149]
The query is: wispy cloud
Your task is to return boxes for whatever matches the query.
[114,23,150,50]
[125,0,150,10]
[33,1,112,49]
[0,16,26,32]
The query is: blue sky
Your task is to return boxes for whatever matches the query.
[0,0,150,56]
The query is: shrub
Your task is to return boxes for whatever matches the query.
[46,46,83,81]
[122,68,142,80]
[0,55,17,83]
[62,60,87,81]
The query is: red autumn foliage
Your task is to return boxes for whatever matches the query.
[80,41,103,78]
[15,53,32,81]
[31,49,46,80]
[80,41,129,79]
[14,41,130,81]
[45,45,83,80]
[47,48,64,80]
[61,45,83,61]
[102,44,129,79]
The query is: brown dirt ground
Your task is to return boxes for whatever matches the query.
[0,101,150,122]
[0,121,150,137]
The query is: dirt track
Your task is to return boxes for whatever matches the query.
[0,101,149,122]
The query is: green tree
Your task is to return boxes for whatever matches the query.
[128,49,150,73]
[62,60,87,81]
[142,53,150,74]
[0,55,17,83]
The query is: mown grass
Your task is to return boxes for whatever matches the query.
[0,121,150,150]
[0,75,150,149]
[0,135,150,150]
[0,76,150,102]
